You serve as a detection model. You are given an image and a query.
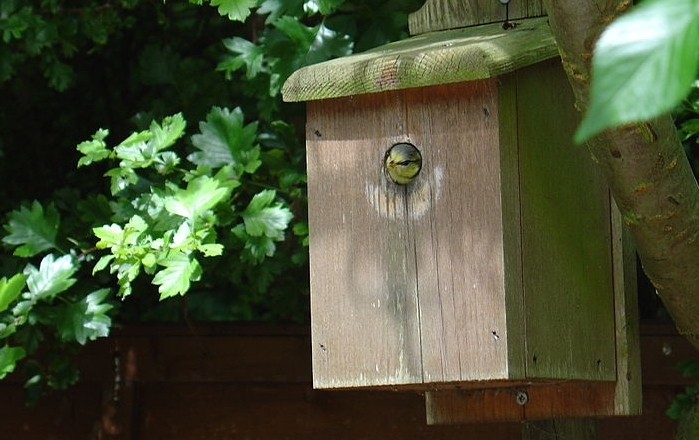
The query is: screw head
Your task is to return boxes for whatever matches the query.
[515,391,529,405]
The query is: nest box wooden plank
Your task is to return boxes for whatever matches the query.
[282,17,640,419]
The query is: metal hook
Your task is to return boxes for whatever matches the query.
[499,0,516,29]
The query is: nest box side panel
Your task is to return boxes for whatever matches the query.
[404,80,512,383]
[306,92,423,389]
[515,59,617,381]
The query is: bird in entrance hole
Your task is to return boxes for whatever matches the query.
[384,143,422,185]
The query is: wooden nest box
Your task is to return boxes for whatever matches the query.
[283,9,641,422]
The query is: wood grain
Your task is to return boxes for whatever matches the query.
[306,80,524,388]
[0,323,689,440]
[405,80,510,383]
[424,60,640,423]
[514,59,616,381]
[408,0,546,35]
[282,17,556,102]
[306,90,423,388]
[306,60,632,393]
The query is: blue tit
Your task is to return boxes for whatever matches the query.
[384,143,422,185]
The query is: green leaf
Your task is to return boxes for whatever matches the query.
[76,129,111,167]
[304,0,345,15]
[0,345,26,380]
[189,107,260,172]
[305,23,353,66]
[93,223,125,249]
[102,114,186,194]
[92,216,152,297]
[149,113,187,154]
[114,114,186,166]
[0,322,18,339]
[257,0,304,23]
[242,189,293,239]
[575,0,699,142]
[3,201,60,257]
[164,175,233,221]
[45,58,74,91]
[218,37,266,79]
[198,243,224,256]
[0,4,32,42]
[92,254,115,274]
[210,0,257,21]
[114,263,141,298]
[54,288,112,345]
[676,402,699,440]
[152,253,202,299]
[24,254,78,302]
[0,273,27,313]
[678,359,699,379]
[273,16,315,46]
[232,224,277,264]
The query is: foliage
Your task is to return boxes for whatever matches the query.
[667,359,699,439]
[674,83,699,176]
[575,0,699,142]
[0,0,422,401]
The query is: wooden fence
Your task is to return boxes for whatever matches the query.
[1,322,695,439]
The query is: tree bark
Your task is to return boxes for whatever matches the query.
[543,0,699,351]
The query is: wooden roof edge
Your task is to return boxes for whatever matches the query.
[282,16,558,103]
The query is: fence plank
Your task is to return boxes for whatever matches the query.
[1,323,693,440]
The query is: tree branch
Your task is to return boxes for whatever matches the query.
[543,0,699,351]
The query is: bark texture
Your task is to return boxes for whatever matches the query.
[543,0,699,351]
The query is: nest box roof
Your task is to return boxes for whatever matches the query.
[282,16,557,102]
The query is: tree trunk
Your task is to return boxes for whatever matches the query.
[543,0,699,351]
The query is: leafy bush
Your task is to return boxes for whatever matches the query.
[0,0,422,401]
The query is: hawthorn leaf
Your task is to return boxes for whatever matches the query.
[54,288,113,345]
[24,254,78,301]
[0,345,26,380]
[257,0,304,23]
[0,322,17,339]
[218,37,266,79]
[76,128,110,167]
[112,114,186,169]
[0,273,27,313]
[306,23,353,65]
[171,222,192,249]
[164,175,232,221]
[95,216,148,249]
[92,254,115,274]
[114,130,152,166]
[242,190,293,239]
[273,16,315,46]
[93,224,124,249]
[576,0,699,142]
[3,201,60,257]
[232,224,277,264]
[149,113,187,154]
[210,0,257,21]
[197,243,223,257]
[153,253,202,299]
[189,106,260,173]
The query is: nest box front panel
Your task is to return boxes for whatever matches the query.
[306,80,514,389]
